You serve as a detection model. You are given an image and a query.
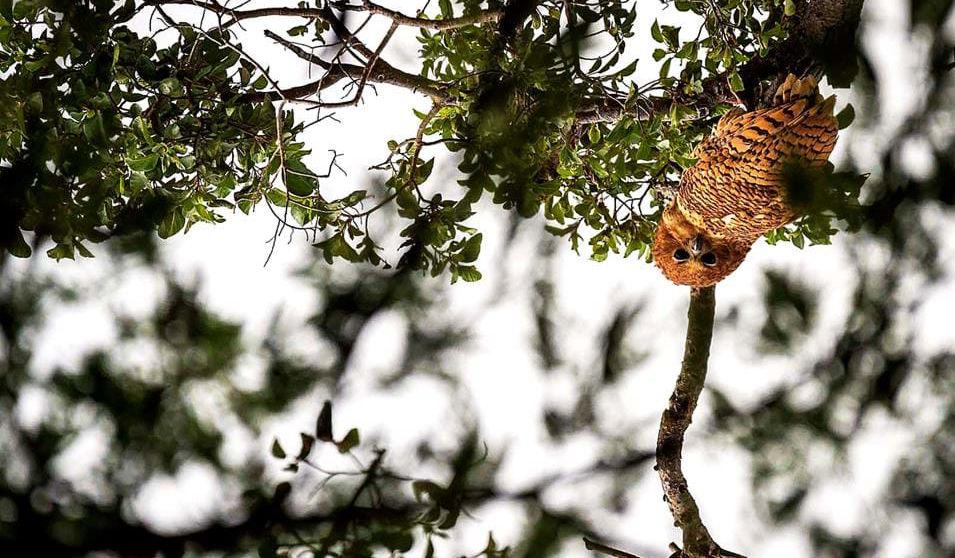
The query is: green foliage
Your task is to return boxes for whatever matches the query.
[412,0,717,265]
[0,237,492,556]
[0,0,863,277]
[0,0,339,259]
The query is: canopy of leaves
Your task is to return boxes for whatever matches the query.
[1,0,864,278]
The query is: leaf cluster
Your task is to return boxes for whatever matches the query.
[0,0,865,276]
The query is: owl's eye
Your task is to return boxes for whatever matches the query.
[673,248,690,262]
[701,252,717,267]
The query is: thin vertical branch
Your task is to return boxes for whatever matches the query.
[655,286,745,558]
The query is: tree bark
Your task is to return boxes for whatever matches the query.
[655,286,744,558]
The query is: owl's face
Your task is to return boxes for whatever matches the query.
[652,208,750,287]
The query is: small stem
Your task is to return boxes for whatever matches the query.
[583,537,643,558]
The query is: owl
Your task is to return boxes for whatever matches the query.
[653,74,839,287]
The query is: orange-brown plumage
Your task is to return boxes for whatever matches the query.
[653,74,839,287]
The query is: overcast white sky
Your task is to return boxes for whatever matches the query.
[8,1,955,557]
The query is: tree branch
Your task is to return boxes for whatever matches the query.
[144,0,325,26]
[147,0,504,30]
[573,95,672,124]
[247,30,451,103]
[584,537,643,558]
[333,0,504,31]
[700,0,865,109]
[654,286,745,558]
[576,0,864,121]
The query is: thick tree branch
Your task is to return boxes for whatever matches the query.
[701,0,865,109]
[573,96,672,124]
[654,286,743,558]
[578,0,864,121]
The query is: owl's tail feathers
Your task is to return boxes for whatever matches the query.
[816,94,838,116]
[773,74,821,105]
[785,94,840,164]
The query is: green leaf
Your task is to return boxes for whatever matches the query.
[651,20,663,42]
[836,103,855,129]
[660,25,681,49]
[130,172,149,194]
[27,91,42,112]
[784,0,797,17]
[792,233,805,249]
[158,208,185,239]
[439,0,452,17]
[344,190,367,206]
[127,153,159,172]
[459,233,482,263]
[336,428,360,453]
[659,58,672,78]
[131,116,153,141]
[729,71,744,92]
[456,265,482,282]
[415,158,435,182]
[158,77,181,96]
[75,242,94,258]
[271,439,286,459]
[8,230,32,258]
[315,401,333,442]
[314,233,360,263]
[47,243,75,261]
[412,480,445,502]
[82,112,106,144]
[296,433,315,460]
[284,171,315,196]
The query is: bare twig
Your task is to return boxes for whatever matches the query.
[147,0,503,30]
[332,0,504,31]
[354,103,442,217]
[252,19,450,102]
[584,537,643,558]
[318,20,400,109]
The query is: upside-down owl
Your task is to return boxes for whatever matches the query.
[653,74,839,287]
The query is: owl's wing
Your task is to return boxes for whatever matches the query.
[693,76,839,186]
[676,76,839,239]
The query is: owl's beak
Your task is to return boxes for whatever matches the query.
[690,235,704,256]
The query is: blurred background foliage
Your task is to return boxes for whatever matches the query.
[1,1,954,557]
